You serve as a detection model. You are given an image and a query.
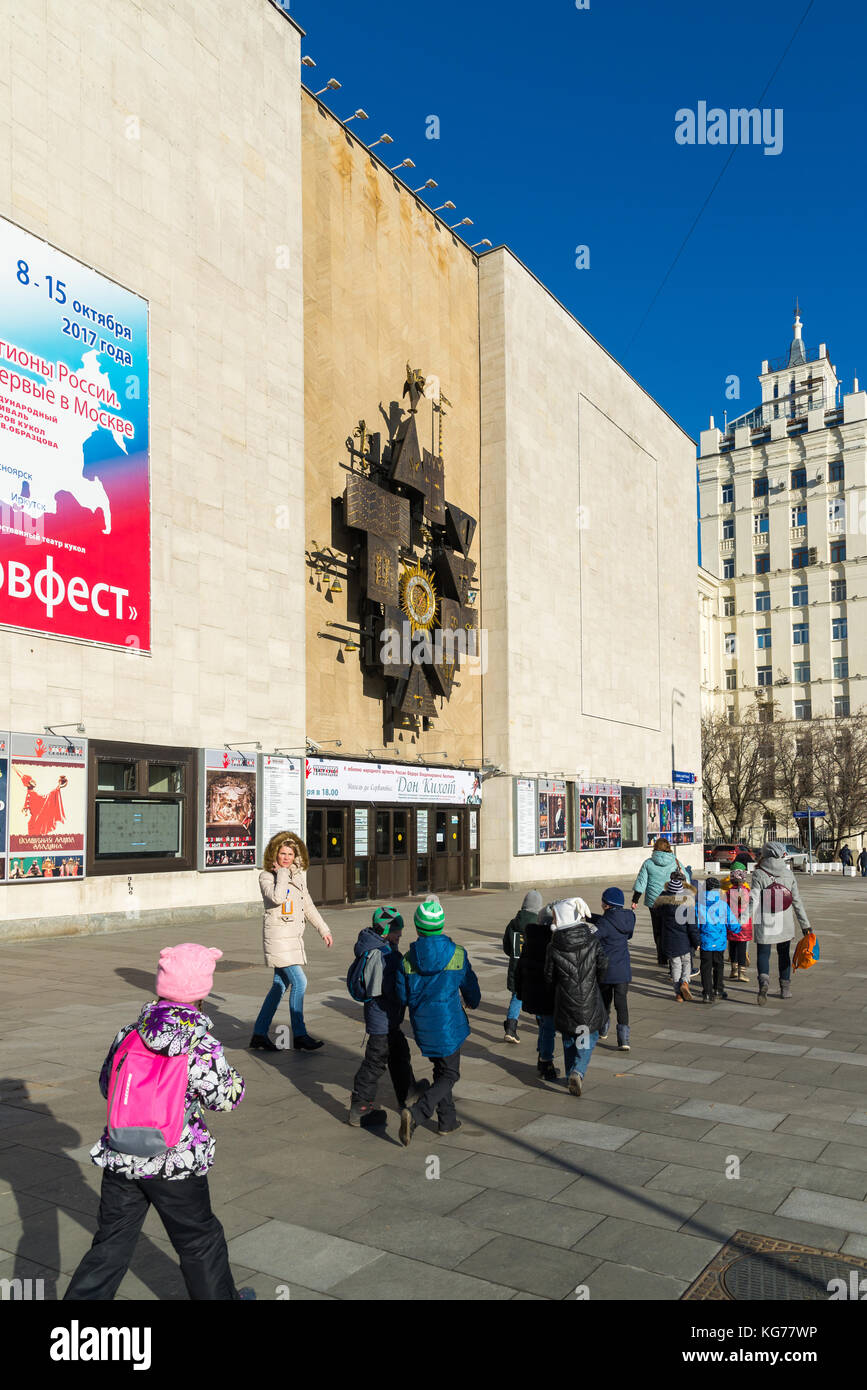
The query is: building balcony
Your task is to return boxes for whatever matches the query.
[720,538,735,554]
[828,519,845,535]
[752,534,770,551]
[790,525,807,542]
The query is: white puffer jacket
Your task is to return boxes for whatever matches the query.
[259,865,330,968]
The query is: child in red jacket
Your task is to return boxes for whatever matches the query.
[725,866,753,983]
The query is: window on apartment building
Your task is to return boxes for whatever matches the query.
[87,742,197,876]
[754,511,769,534]
[831,579,847,602]
[723,596,735,616]
[830,542,847,563]
[790,506,806,528]
[794,661,811,683]
[793,623,809,645]
[757,667,772,686]
[755,590,771,612]
[757,628,771,649]
[725,633,736,655]
[791,583,808,606]
[721,483,734,505]
[727,705,736,725]
[834,658,849,679]
[725,669,737,690]
[829,461,845,483]
[792,548,810,569]
[753,477,769,498]
[794,701,812,721]
[832,617,848,640]
[724,559,735,579]
[755,555,770,575]
[758,702,774,724]
[722,519,735,540]
[835,696,851,718]
[791,467,807,489]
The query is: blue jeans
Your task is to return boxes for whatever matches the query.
[506,993,522,1021]
[756,942,791,982]
[254,966,308,1037]
[536,1015,556,1060]
[563,1030,599,1079]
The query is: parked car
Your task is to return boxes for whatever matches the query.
[704,843,757,866]
[779,841,807,872]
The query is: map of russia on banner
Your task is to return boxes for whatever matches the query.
[0,216,150,652]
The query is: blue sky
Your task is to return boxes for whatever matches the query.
[288,0,865,443]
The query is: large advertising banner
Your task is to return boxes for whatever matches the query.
[259,755,303,849]
[8,733,87,878]
[0,732,8,880]
[0,216,150,651]
[305,759,482,806]
[538,778,568,853]
[578,781,622,851]
[646,784,695,846]
[200,750,258,870]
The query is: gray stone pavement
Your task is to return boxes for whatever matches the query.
[1,875,866,1301]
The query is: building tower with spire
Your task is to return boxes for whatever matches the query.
[698,307,867,834]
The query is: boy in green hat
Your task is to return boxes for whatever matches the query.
[395,897,481,1145]
[347,905,426,1127]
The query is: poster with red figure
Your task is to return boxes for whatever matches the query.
[8,732,87,878]
[200,748,258,870]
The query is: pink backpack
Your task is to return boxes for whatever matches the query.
[106,1030,191,1157]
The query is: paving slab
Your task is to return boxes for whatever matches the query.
[515,1116,638,1151]
[226,1220,385,1290]
[337,1202,496,1269]
[444,1152,577,1200]
[448,1187,603,1248]
[454,1233,601,1299]
[678,1202,848,1252]
[551,1177,703,1230]
[645,1163,794,1213]
[572,1215,721,1280]
[776,1189,867,1236]
[582,1260,689,1301]
[328,1252,517,1300]
[673,1099,786,1130]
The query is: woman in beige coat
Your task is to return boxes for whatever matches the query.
[250,830,333,1052]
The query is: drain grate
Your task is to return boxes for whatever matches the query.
[683,1230,867,1301]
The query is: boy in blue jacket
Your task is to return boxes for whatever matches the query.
[348,905,426,1127]
[590,887,635,1051]
[696,876,739,1003]
[396,898,481,1145]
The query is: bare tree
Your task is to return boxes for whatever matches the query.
[770,721,814,837]
[810,712,867,853]
[701,702,768,839]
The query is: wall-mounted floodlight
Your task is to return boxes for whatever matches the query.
[344,109,369,124]
[301,56,316,69]
[432,201,456,213]
[470,239,492,250]
[369,133,394,149]
[450,218,473,230]
[314,78,342,97]
[414,179,438,193]
[391,158,416,172]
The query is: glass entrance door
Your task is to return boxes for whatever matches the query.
[305,805,348,904]
[432,808,466,892]
[374,808,411,898]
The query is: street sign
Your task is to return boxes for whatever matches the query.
[793,810,826,819]
[672,771,696,784]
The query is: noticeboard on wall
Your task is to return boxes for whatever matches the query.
[513,778,537,856]
[8,732,87,879]
[577,781,622,851]
[199,749,258,870]
[646,784,695,846]
[258,755,303,851]
[538,778,568,854]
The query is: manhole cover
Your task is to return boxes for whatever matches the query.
[683,1230,867,1301]
[722,1251,847,1301]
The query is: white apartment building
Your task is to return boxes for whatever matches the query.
[699,309,867,725]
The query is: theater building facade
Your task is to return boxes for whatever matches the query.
[0,0,700,939]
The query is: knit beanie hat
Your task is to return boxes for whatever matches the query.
[705,876,721,891]
[665,873,685,894]
[521,890,543,913]
[732,859,747,873]
[372,904,404,934]
[762,841,786,861]
[602,887,624,907]
[156,943,223,1004]
[414,899,445,935]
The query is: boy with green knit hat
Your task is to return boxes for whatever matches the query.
[395,896,481,1145]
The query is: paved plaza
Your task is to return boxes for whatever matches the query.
[2,875,867,1301]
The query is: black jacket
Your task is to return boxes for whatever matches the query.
[502,908,536,994]
[654,891,700,959]
[543,924,609,1035]
[590,906,635,984]
[514,918,555,1016]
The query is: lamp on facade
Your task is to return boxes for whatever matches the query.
[343,109,369,124]
[368,133,394,149]
[301,56,316,68]
[449,218,473,231]
[343,637,359,653]
[390,158,415,172]
[413,179,437,193]
[314,78,342,98]
[470,239,492,251]
[432,201,456,213]
[329,577,343,594]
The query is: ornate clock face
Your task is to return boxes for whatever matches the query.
[400,560,438,633]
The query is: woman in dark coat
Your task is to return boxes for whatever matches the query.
[501,890,542,1044]
[514,908,557,1080]
[542,898,609,1097]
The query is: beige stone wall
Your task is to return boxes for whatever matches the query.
[479,249,703,885]
[302,96,483,765]
[0,0,306,924]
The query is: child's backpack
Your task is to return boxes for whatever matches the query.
[793,932,819,970]
[763,883,793,915]
[346,951,375,1003]
[106,1030,191,1157]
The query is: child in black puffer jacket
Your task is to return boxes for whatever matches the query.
[501,890,542,1044]
[543,898,609,1098]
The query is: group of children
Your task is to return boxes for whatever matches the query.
[652,863,754,1003]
